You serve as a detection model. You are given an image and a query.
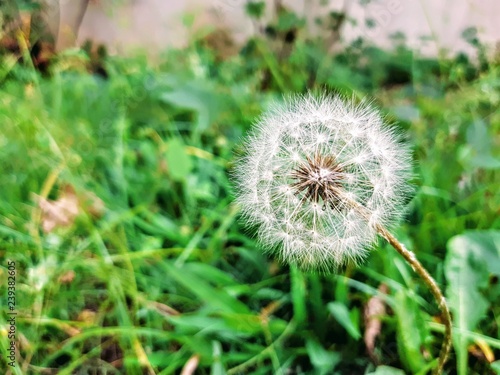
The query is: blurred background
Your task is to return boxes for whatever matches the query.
[1,1,499,374]
[19,0,500,55]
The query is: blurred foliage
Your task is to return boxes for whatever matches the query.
[0,1,499,374]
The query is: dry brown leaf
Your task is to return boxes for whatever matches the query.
[38,185,79,233]
[37,184,104,233]
[180,354,200,375]
[471,338,495,363]
[58,270,76,284]
[60,323,81,337]
[77,309,97,324]
[259,300,282,324]
[364,283,389,364]
[151,301,180,316]
[20,332,32,352]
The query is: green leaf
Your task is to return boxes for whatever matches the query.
[220,312,287,335]
[184,263,239,287]
[162,261,251,314]
[463,119,500,169]
[276,11,304,32]
[168,314,259,339]
[211,341,227,375]
[491,360,500,375]
[306,338,341,375]
[291,267,307,324]
[245,1,266,19]
[445,231,500,375]
[391,104,420,122]
[393,289,428,372]
[159,80,218,134]
[327,302,361,340]
[178,335,213,360]
[366,365,405,375]
[165,137,193,181]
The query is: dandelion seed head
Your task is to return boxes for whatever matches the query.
[234,93,413,272]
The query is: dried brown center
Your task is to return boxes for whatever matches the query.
[291,153,345,207]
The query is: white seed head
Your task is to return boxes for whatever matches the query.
[233,93,413,272]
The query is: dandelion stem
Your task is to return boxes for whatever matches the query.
[343,195,452,374]
[376,225,452,375]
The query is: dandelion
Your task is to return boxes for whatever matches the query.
[234,93,410,270]
[233,93,451,374]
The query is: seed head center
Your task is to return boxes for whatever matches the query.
[311,168,336,184]
[291,154,345,206]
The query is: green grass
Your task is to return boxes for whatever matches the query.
[0,26,499,375]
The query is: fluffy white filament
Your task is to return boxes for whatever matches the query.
[234,93,413,272]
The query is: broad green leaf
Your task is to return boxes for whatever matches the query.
[445,231,500,375]
[393,289,428,373]
[470,153,500,169]
[159,80,218,134]
[463,119,500,169]
[391,104,420,122]
[306,338,341,375]
[327,302,361,340]
[165,137,193,181]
